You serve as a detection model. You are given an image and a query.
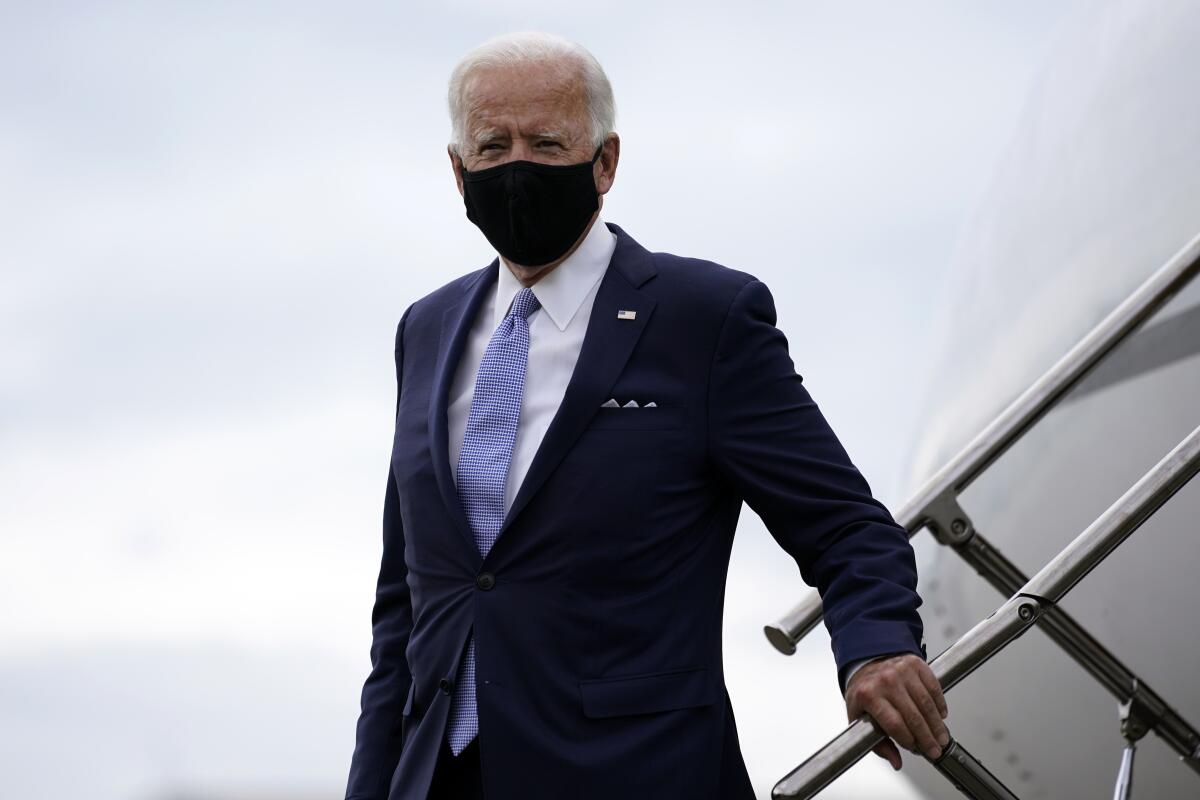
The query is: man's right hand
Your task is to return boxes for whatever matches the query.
[843,653,949,770]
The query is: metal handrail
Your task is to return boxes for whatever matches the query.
[764,231,1200,653]
[771,423,1200,799]
[928,739,1020,800]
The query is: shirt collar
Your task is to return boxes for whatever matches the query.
[493,215,617,332]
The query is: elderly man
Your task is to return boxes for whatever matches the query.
[345,31,948,800]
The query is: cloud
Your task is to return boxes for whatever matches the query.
[0,2,1086,797]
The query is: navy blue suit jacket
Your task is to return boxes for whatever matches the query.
[345,221,925,800]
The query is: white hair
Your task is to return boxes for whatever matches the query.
[447,31,616,155]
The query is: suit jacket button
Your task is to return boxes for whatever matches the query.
[439,678,452,695]
[476,572,496,591]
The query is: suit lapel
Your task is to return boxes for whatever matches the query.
[498,222,658,538]
[428,260,498,558]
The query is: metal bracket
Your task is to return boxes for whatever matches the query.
[1120,679,1162,743]
[924,491,976,546]
[930,737,1022,800]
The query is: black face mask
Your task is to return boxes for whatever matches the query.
[460,145,602,267]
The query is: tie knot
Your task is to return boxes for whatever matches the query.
[508,287,541,321]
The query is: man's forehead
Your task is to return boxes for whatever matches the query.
[462,61,586,118]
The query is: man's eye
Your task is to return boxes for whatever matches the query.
[480,143,501,151]
[537,140,563,148]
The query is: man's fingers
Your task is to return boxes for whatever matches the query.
[872,738,902,771]
[850,704,901,769]
[890,687,942,759]
[905,671,950,749]
[915,661,948,719]
[866,697,916,753]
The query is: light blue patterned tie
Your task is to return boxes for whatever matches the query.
[447,285,541,755]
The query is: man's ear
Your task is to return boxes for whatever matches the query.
[448,145,465,198]
[595,132,620,196]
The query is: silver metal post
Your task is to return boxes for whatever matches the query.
[1112,683,1153,800]
[1114,742,1136,800]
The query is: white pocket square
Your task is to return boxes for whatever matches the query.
[600,398,658,408]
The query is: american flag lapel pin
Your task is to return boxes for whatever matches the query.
[616,309,637,320]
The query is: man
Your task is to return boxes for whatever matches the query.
[345,31,949,800]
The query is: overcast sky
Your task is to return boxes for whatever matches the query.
[0,2,1097,798]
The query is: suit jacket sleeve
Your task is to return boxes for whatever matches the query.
[346,305,416,800]
[707,278,926,690]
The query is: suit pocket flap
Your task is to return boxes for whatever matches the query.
[585,405,685,430]
[578,666,715,719]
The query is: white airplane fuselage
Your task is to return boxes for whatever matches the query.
[894,2,1200,798]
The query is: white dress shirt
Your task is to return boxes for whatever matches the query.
[448,214,617,513]
[447,212,888,692]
